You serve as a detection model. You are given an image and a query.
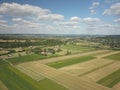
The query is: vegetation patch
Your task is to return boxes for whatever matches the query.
[97,69,120,88]
[6,54,58,64]
[62,45,95,53]
[104,53,120,61]
[46,55,95,68]
[0,65,68,90]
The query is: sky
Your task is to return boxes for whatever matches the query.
[0,0,120,35]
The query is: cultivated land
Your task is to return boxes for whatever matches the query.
[16,62,110,90]
[1,47,120,90]
[104,53,120,61]
[0,65,68,90]
[0,81,8,90]
[59,58,115,76]
[97,69,120,88]
[112,82,120,90]
[38,50,109,64]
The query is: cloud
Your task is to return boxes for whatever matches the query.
[0,20,7,24]
[89,2,100,14]
[70,16,81,22]
[0,15,3,18]
[0,3,50,17]
[113,18,120,22]
[83,17,101,23]
[104,0,119,4]
[103,3,120,17]
[38,14,64,21]
[12,18,23,22]
[0,3,64,21]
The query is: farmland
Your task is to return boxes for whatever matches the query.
[46,55,95,68]
[104,53,120,61]
[0,64,68,90]
[97,69,120,88]
[0,34,120,90]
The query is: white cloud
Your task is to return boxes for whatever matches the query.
[103,3,120,17]
[0,20,7,24]
[12,18,23,22]
[0,3,64,21]
[89,2,100,14]
[38,14,64,21]
[113,18,120,22]
[70,16,81,22]
[83,17,101,23]
[0,3,50,17]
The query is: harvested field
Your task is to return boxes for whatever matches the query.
[0,81,8,90]
[38,50,109,64]
[81,61,120,82]
[112,82,120,90]
[95,51,120,58]
[104,53,120,61]
[97,69,120,88]
[15,65,45,81]
[59,59,115,76]
[16,62,111,90]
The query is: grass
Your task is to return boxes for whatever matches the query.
[0,65,68,90]
[104,53,120,61]
[46,55,95,68]
[6,54,58,64]
[97,69,120,88]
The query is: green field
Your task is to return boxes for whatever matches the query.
[61,45,95,53]
[46,56,95,68]
[6,54,47,64]
[104,53,120,61]
[6,54,58,64]
[97,69,120,88]
[0,64,68,90]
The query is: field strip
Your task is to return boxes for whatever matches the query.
[95,51,120,58]
[37,50,109,64]
[0,81,8,90]
[112,82,120,90]
[78,61,115,77]
[15,65,45,81]
[16,62,111,90]
[59,59,114,76]
[81,61,120,82]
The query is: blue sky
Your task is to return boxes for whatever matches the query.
[0,0,120,35]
